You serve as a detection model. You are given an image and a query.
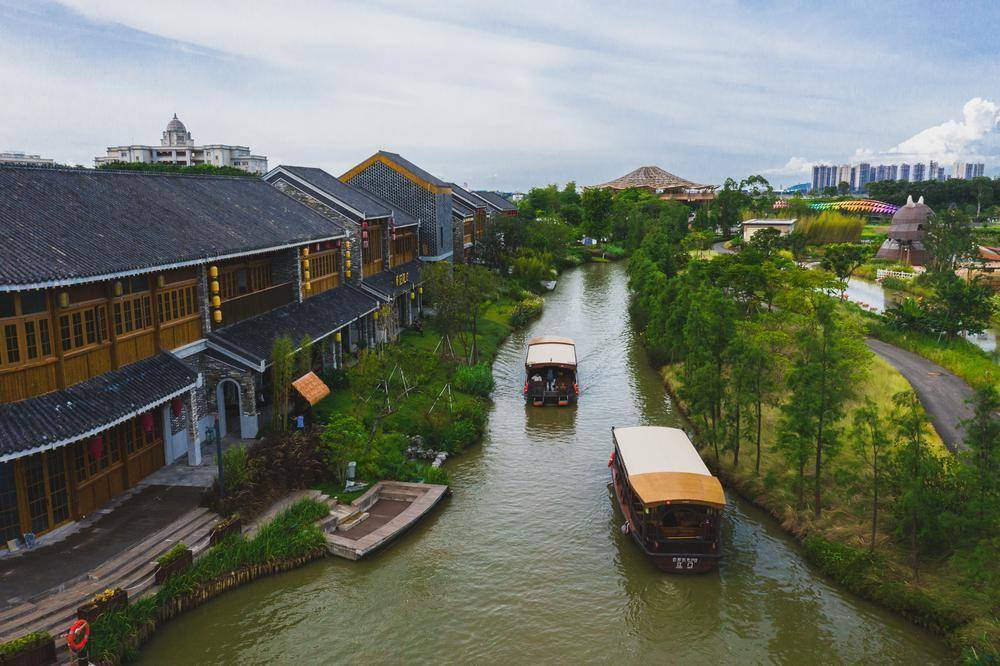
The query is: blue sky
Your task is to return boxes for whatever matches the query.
[1,0,998,190]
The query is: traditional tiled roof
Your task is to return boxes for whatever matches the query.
[0,166,347,289]
[393,259,421,284]
[357,189,420,229]
[208,285,379,366]
[449,182,485,210]
[451,196,476,219]
[375,151,449,188]
[473,190,518,213]
[0,353,197,461]
[273,165,392,220]
[364,262,420,299]
[595,165,714,191]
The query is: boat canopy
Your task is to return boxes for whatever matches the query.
[525,336,577,368]
[613,426,725,508]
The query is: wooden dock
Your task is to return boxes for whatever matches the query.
[326,481,448,560]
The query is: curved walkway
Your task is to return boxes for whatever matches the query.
[711,240,734,254]
[866,338,972,452]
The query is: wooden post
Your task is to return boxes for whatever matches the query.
[151,274,164,350]
[48,291,67,390]
[106,284,120,371]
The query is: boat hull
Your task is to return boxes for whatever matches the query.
[610,469,721,574]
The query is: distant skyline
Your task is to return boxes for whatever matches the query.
[1,0,999,190]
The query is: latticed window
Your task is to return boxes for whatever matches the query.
[157,284,198,323]
[113,294,152,336]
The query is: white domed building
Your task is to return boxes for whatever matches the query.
[95,114,268,174]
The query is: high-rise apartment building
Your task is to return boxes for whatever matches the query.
[912,163,926,181]
[951,162,986,179]
[899,163,911,181]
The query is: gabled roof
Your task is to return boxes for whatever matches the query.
[209,284,379,367]
[596,165,714,191]
[356,188,420,229]
[269,165,391,220]
[0,352,197,461]
[0,167,347,290]
[451,197,476,219]
[473,190,518,213]
[449,182,485,210]
[341,151,451,193]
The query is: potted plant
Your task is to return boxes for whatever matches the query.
[154,543,193,584]
[0,632,56,666]
[76,587,127,624]
[209,514,242,546]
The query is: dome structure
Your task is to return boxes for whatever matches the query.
[874,195,934,265]
[165,113,186,133]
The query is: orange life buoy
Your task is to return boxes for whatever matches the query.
[522,380,528,394]
[67,619,90,653]
[573,383,579,395]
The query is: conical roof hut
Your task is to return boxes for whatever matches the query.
[874,195,933,265]
[594,166,715,201]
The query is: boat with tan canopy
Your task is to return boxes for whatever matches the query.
[523,336,578,406]
[609,426,725,572]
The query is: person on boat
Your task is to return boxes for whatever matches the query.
[546,367,555,391]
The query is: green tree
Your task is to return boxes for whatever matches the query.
[778,298,869,515]
[837,181,851,195]
[320,413,369,483]
[424,263,466,358]
[959,384,1000,528]
[713,178,749,238]
[851,398,891,551]
[926,271,993,337]
[270,335,295,432]
[820,243,871,295]
[455,264,498,363]
[924,205,976,273]
[741,174,776,218]
[296,334,314,378]
[692,205,713,233]
[581,187,613,240]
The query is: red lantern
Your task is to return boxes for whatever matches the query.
[89,436,103,461]
[362,230,368,239]
[171,397,183,418]
[362,221,368,229]
[140,412,154,434]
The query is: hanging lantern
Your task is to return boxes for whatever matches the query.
[373,310,379,320]
[362,230,369,239]
[210,280,220,294]
[58,292,70,308]
[157,275,166,288]
[171,397,184,418]
[213,310,223,324]
[345,251,351,259]
[113,281,123,297]
[346,270,351,278]
[345,259,351,268]
[303,270,311,281]
[209,266,219,278]
[302,247,310,257]
[363,241,369,249]
[302,259,310,270]
[140,412,154,434]
[211,295,220,308]
[88,435,104,461]
[410,291,415,300]
[362,221,368,229]
[418,286,423,295]
[335,331,342,342]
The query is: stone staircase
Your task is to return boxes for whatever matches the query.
[0,506,219,659]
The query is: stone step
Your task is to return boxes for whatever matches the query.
[0,509,218,642]
[336,511,369,532]
[0,506,211,627]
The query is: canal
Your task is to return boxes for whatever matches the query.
[139,262,949,664]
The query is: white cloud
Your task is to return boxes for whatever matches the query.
[762,156,824,176]
[887,97,1000,162]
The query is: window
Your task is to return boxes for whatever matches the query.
[220,262,273,300]
[0,462,19,544]
[0,293,58,368]
[157,284,198,324]
[113,294,152,337]
[59,305,107,354]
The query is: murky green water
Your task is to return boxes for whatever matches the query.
[139,262,949,664]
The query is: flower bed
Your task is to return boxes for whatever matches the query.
[77,588,127,625]
[153,544,192,585]
[208,515,242,546]
[0,632,55,666]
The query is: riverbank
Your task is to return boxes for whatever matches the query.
[658,358,997,659]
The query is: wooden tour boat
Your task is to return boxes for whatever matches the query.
[523,336,578,406]
[609,426,725,573]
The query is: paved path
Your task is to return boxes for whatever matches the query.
[866,338,973,452]
[712,240,734,254]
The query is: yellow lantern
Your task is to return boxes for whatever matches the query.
[373,310,379,320]
[209,266,219,278]
[410,291,415,300]
[302,259,310,270]
[345,251,351,260]
[303,270,311,281]
[212,310,222,324]
[157,275,166,288]
[211,295,221,308]
[113,281,123,297]
[418,287,423,295]
[58,291,70,308]
[211,280,220,294]
[346,270,351,278]
[335,331,342,342]
[304,282,312,292]
[302,247,310,257]
[345,260,351,268]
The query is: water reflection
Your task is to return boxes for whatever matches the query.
[138,262,949,665]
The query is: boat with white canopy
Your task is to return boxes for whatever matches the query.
[523,336,578,406]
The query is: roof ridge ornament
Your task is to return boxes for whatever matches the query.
[906,195,915,207]
[917,195,924,205]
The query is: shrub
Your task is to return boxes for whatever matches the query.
[602,243,627,259]
[453,363,495,397]
[156,542,189,567]
[795,211,864,243]
[222,444,252,492]
[510,295,544,328]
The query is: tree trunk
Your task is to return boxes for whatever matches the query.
[732,403,740,468]
[870,460,878,552]
[797,456,805,509]
[755,398,763,476]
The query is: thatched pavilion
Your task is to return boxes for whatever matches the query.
[594,165,716,202]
